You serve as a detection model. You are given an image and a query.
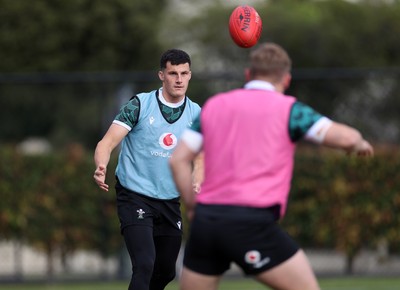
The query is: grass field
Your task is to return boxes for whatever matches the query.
[1,277,400,290]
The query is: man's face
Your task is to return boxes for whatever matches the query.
[158,61,191,103]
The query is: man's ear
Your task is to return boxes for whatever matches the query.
[158,70,164,81]
[283,72,292,90]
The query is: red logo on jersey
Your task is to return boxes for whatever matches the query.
[159,133,177,150]
[163,133,174,146]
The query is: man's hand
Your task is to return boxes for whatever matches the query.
[94,165,109,191]
[354,140,374,157]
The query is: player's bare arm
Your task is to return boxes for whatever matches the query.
[94,123,129,191]
[170,141,199,220]
[322,122,374,156]
[192,151,204,193]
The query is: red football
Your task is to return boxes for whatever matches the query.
[229,5,262,48]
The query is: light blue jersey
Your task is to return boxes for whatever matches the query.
[115,89,201,200]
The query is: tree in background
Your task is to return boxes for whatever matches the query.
[162,0,400,70]
[0,0,167,147]
[1,0,400,145]
[0,0,166,72]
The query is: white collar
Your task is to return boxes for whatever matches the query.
[158,88,185,108]
[244,80,276,91]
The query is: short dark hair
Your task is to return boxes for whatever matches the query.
[160,49,191,69]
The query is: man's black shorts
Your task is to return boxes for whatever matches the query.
[115,180,182,237]
[183,204,299,276]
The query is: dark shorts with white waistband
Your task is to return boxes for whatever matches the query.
[183,204,299,276]
[115,179,182,237]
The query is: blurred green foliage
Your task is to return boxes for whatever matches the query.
[1,0,400,147]
[283,145,400,274]
[0,144,121,276]
[1,145,399,276]
[163,0,400,69]
[262,0,400,68]
[0,0,166,72]
[1,0,399,72]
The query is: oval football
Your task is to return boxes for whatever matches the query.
[229,5,262,48]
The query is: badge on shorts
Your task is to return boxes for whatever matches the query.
[137,209,145,219]
[245,250,271,268]
[244,250,261,264]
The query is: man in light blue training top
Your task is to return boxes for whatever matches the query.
[94,49,201,290]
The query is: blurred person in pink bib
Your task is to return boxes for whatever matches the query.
[170,42,373,290]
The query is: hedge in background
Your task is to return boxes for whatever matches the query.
[0,144,121,277]
[284,145,400,274]
[0,144,399,275]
